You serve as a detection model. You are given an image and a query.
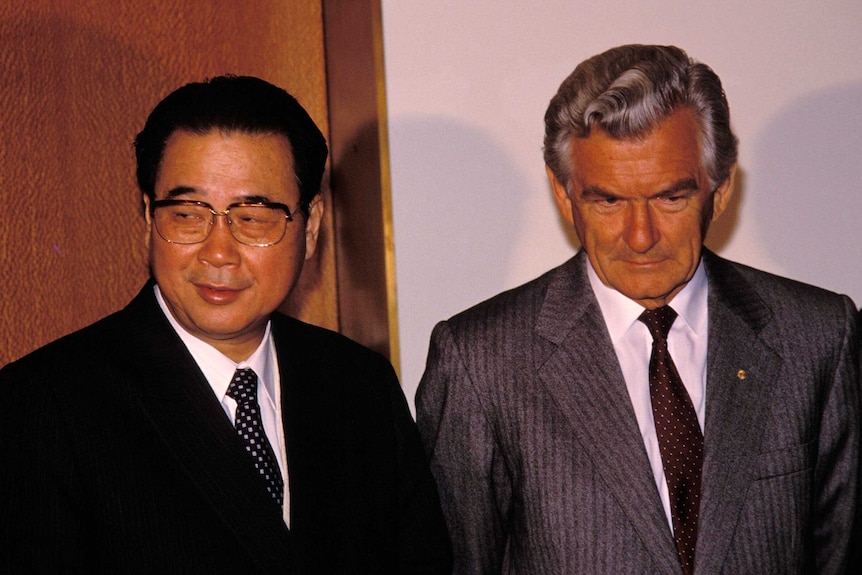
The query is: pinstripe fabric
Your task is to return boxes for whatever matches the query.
[0,282,452,573]
[417,249,860,575]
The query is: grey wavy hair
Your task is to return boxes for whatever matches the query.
[543,44,738,191]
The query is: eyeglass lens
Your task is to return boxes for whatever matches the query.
[154,203,288,246]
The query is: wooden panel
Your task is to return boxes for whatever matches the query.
[323,0,399,368]
[0,1,337,365]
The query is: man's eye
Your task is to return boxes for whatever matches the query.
[654,195,690,211]
[173,210,204,221]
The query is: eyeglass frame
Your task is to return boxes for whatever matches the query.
[149,199,304,247]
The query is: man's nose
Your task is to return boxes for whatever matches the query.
[625,203,660,253]
[197,214,241,266]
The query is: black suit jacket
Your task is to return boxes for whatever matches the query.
[0,283,452,574]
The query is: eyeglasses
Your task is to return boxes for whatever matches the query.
[150,199,302,247]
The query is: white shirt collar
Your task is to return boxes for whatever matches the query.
[153,284,276,401]
[586,254,709,342]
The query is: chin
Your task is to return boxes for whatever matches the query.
[620,284,674,301]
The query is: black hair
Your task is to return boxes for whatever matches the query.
[135,75,328,212]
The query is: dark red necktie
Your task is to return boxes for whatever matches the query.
[639,306,703,575]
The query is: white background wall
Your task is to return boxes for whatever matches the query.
[380,0,862,411]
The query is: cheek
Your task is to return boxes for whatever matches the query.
[149,241,195,278]
[570,209,593,243]
[573,213,616,251]
[665,214,706,251]
[148,239,166,271]
[248,247,305,294]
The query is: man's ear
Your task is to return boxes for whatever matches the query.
[711,164,737,222]
[546,165,574,226]
[142,194,153,249]
[304,194,324,260]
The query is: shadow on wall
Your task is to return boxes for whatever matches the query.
[746,82,862,303]
[391,116,530,310]
[390,115,529,399]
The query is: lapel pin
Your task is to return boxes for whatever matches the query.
[737,369,747,380]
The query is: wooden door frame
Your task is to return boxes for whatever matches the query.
[323,0,400,371]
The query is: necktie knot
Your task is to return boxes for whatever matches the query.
[639,305,678,342]
[227,368,258,405]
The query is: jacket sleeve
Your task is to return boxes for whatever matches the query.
[814,296,861,574]
[416,321,512,575]
[0,359,101,572]
[382,353,454,574]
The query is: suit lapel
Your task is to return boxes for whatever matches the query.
[112,284,292,570]
[273,316,352,570]
[535,253,682,573]
[695,252,781,574]
[275,317,343,535]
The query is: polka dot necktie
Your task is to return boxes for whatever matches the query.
[639,306,703,575]
[226,368,284,508]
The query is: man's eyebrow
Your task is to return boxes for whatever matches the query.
[580,185,616,199]
[164,186,197,199]
[579,178,700,199]
[241,194,274,204]
[654,178,699,197]
[163,188,275,204]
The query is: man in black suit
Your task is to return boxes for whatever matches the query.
[417,45,860,574]
[1,75,451,573]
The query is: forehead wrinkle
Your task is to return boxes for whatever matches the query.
[162,186,277,206]
[653,177,699,196]
[164,186,197,199]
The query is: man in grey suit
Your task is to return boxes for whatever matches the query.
[416,44,860,574]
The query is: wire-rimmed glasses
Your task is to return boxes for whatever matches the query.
[150,199,302,247]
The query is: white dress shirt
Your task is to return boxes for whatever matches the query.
[154,285,290,526]
[586,259,708,532]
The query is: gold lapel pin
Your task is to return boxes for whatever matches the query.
[737,369,747,380]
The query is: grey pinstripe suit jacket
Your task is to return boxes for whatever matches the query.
[417,249,860,574]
